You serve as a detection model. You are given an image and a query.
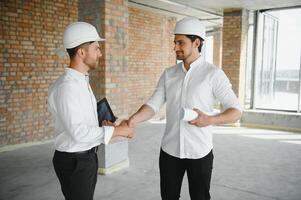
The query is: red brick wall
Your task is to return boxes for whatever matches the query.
[78,0,106,104]
[0,1,177,146]
[128,7,176,116]
[222,8,248,103]
[103,0,129,118]
[0,1,78,146]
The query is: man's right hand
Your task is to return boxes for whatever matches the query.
[112,120,134,138]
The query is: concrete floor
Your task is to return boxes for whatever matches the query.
[1,122,301,200]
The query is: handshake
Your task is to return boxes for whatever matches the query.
[102,117,136,139]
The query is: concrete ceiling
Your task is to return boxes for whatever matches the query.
[129,0,301,29]
[172,0,301,13]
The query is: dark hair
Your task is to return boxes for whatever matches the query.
[186,35,204,53]
[66,41,94,59]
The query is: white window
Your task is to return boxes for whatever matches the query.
[251,8,301,112]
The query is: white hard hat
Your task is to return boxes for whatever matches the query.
[174,17,206,40]
[63,22,105,49]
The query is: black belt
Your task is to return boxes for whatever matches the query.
[56,146,98,155]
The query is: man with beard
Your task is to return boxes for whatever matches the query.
[48,22,133,200]
[127,17,242,200]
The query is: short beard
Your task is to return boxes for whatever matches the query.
[83,57,99,71]
[88,62,98,70]
[176,51,192,61]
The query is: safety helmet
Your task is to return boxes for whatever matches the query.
[174,17,206,40]
[63,22,105,49]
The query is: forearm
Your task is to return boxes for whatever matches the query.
[209,108,242,125]
[129,104,155,125]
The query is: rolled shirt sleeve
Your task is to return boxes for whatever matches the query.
[54,83,113,145]
[212,69,242,112]
[146,70,166,113]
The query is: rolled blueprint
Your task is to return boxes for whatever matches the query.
[180,108,198,121]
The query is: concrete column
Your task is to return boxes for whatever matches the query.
[78,0,129,174]
[222,8,249,106]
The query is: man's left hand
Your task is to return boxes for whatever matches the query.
[102,120,115,126]
[189,108,213,127]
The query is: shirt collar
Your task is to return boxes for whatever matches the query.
[65,67,89,82]
[181,55,205,72]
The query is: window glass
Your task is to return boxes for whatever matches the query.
[254,8,301,111]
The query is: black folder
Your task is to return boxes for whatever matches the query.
[97,98,117,126]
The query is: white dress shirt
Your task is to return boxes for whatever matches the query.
[147,56,242,159]
[48,68,114,152]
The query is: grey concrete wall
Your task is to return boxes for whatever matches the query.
[241,110,301,132]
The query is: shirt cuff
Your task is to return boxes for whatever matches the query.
[103,126,114,144]
[145,102,158,113]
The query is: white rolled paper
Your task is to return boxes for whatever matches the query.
[180,108,198,121]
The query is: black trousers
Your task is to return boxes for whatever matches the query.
[159,149,213,200]
[53,150,98,200]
